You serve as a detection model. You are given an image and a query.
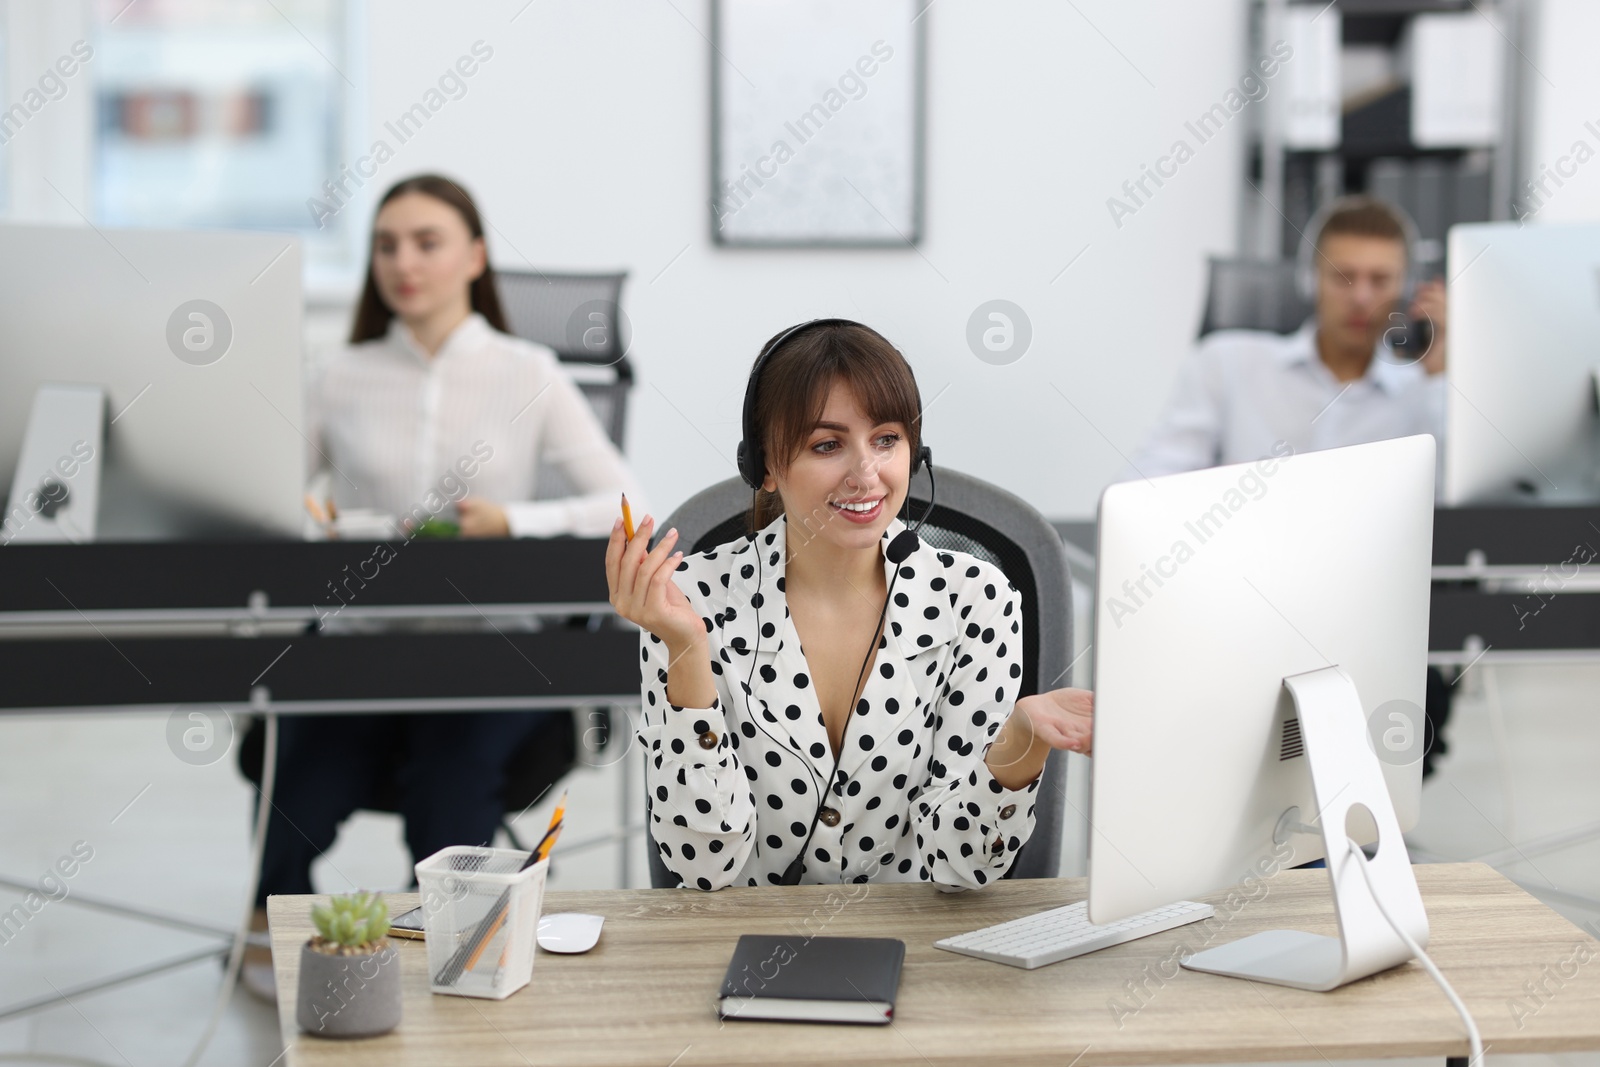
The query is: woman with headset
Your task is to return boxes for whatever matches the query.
[605,320,1092,890]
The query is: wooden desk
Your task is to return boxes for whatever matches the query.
[269,863,1600,1066]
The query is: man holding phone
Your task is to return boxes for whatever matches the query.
[1128,195,1447,482]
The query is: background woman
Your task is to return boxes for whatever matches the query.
[243,174,645,999]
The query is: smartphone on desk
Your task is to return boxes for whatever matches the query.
[389,905,425,940]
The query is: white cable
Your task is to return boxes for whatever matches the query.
[1345,837,1484,1067]
[179,712,279,1067]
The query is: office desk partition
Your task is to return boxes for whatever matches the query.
[1429,504,1600,663]
[0,538,636,713]
[268,863,1600,1066]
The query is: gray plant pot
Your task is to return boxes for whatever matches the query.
[296,940,402,1038]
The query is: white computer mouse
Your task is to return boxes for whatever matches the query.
[537,912,605,953]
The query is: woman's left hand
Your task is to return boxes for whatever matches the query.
[1012,687,1094,756]
[458,497,510,537]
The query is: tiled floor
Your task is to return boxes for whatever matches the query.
[0,660,1596,1066]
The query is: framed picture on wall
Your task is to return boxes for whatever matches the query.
[710,0,926,247]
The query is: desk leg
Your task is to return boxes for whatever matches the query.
[1482,664,1517,844]
[619,718,634,888]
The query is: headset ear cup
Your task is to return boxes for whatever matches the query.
[1295,223,1319,302]
[736,440,760,491]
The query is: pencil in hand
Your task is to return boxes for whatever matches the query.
[621,493,635,543]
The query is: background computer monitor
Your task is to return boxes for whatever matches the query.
[1444,220,1600,505]
[1088,436,1433,925]
[0,223,304,541]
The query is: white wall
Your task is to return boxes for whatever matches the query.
[1521,0,1600,224]
[346,0,1253,519]
[5,0,1258,519]
[13,1,1598,518]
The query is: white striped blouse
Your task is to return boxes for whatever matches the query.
[309,312,645,537]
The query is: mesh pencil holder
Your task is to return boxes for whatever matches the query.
[415,846,549,999]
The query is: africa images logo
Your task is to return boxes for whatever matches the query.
[166,300,233,366]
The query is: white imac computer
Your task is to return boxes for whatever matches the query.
[1444,220,1600,505]
[0,223,305,542]
[1089,436,1435,991]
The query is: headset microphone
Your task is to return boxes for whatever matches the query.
[886,530,919,565]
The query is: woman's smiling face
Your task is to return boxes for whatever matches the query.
[765,377,910,554]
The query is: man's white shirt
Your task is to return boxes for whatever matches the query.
[1127,320,1445,488]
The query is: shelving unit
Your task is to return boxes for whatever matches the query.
[1244,0,1525,274]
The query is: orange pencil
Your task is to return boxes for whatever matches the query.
[620,493,635,542]
[471,792,565,973]
[535,790,568,863]
[463,910,508,973]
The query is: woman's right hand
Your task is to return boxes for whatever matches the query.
[605,516,705,652]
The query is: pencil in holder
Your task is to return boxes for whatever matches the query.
[414,845,548,999]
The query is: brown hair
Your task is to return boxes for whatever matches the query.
[1314,195,1411,257]
[348,174,509,344]
[746,321,923,531]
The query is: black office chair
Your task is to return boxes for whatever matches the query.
[644,466,1074,889]
[490,268,646,839]
[235,703,579,855]
[1196,257,1313,339]
[494,269,635,450]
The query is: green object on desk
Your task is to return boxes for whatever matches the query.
[412,517,461,539]
[310,891,391,949]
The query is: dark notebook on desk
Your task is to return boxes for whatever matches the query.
[717,934,905,1024]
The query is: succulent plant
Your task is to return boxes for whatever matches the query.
[309,892,391,955]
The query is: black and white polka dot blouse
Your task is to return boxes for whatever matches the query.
[636,515,1040,891]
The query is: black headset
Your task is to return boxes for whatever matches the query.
[737,318,931,494]
[733,318,936,885]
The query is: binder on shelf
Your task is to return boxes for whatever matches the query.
[1276,4,1341,150]
[1410,12,1504,148]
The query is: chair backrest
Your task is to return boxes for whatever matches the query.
[1197,257,1314,339]
[494,269,634,448]
[645,467,1073,888]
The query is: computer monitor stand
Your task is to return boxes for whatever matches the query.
[4,384,104,544]
[1180,665,1429,992]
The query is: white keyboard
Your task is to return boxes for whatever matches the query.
[934,899,1215,969]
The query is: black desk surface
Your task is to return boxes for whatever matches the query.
[3,509,1597,710]
[0,537,611,613]
[0,538,631,712]
[1054,507,1600,656]
[1054,505,1600,569]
